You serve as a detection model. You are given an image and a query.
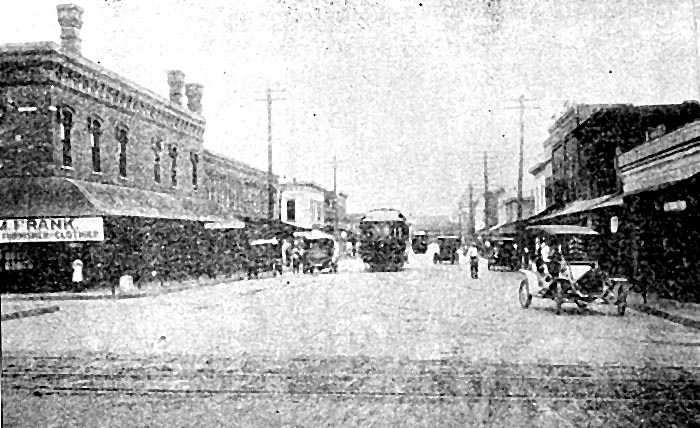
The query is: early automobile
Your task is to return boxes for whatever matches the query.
[433,236,461,265]
[247,238,283,279]
[411,231,429,254]
[517,224,630,316]
[294,230,339,274]
[487,237,520,271]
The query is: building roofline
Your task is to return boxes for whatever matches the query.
[0,42,204,125]
[201,149,272,179]
[528,158,551,175]
[279,181,328,193]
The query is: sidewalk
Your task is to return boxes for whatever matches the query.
[627,291,700,331]
[1,271,251,302]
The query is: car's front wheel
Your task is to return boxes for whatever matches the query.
[518,279,532,309]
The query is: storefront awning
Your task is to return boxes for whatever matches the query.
[536,193,623,222]
[0,177,235,223]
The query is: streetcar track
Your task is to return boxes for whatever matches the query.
[7,384,700,403]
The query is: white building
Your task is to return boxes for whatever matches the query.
[278,180,326,230]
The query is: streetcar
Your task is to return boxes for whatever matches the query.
[358,208,410,271]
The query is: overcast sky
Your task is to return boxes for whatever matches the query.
[3,0,698,217]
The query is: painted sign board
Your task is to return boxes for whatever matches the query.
[0,217,104,243]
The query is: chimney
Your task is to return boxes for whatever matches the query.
[166,70,185,105]
[56,4,84,56]
[185,83,203,114]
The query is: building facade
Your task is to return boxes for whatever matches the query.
[528,101,700,277]
[618,120,700,302]
[278,180,325,230]
[0,4,271,292]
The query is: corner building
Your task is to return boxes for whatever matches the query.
[0,4,267,292]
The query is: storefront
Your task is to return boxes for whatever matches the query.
[0,177,247,293]
[619,120,700,302]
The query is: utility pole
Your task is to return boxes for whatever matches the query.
[256,88,285,220]
[468,182,475,240]
[693,0,700,100]
[333,154,339,235]
[483,151,490,229]
[506,95,540,223]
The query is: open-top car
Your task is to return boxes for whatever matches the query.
[434,236,461,265]
[518,224,630,316]
[294,230,339,274]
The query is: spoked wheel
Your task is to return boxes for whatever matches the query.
[518,280,532,309]
[617,303,626,317]
[554,281,564,315]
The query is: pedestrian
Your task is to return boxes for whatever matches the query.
[466,241,479,279]
[281,237,291,269]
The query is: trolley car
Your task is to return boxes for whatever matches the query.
[358,208,410,271]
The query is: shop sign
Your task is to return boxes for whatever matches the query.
[663,200,687,212]
[0,217,104,243]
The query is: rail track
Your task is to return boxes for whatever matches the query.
[3,354,700,403]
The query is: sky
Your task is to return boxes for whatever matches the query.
[2,0,699,218]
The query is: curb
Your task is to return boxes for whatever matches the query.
[1,305,60,322]
[0,273,257,302]
[630,303,700,331]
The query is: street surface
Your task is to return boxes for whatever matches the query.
[3,253,699,427]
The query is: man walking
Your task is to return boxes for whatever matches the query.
[466,242,479,279]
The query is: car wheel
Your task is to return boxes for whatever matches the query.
[554,281,564,315]
[518,279,532,309]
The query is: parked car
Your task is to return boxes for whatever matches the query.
[294,230,339,274]
[517,225,630,316]
[247,238,283,279]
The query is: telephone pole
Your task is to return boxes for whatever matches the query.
[693,0,700,99]
[256,88,285,220]
[333,154,339,234]
[468,182,475,239]
[507,95,540,223]
[483,151,490,229]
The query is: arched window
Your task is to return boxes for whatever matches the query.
[59,107,73,167]
[152,139,162,183]
[116,127,128,178]
[89,118,102,173]
[169,145,178,187]
[190,151,199,189]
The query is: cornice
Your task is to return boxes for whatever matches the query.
[1,45,205,139]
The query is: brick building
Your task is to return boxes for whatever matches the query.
[0,4,272,292]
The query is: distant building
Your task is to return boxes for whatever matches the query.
[278,180,325,230]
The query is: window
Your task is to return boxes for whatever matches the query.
[190,152,199,189]
[88,118,101,173]
[286,200,296,221]
[169,145,178,187]
[116,127,128,178]
[59,107,73,167]
[152,139,162,183]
